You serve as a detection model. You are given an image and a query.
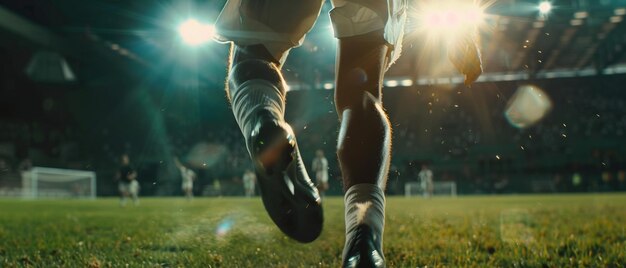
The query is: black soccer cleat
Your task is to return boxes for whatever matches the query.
[342,224,385,268]
[248,113,323,243]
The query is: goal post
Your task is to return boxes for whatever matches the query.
[404,181,457,197]
[22,167,96,199]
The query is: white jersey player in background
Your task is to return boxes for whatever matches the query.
[175,157,196,201]
[418,164,434,198]
[116,154,139,206]
[311,149,329,197]
[242,169,257,197]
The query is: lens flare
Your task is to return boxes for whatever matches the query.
[538,2,552,14]
[413,0,486,42]
[407,0,491,79]
[215,217,234,238]
[178,19,215,46]
[504,85,552,129]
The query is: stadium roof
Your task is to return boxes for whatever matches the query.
[1,0,625,89]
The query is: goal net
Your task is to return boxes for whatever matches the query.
[22,167,96,199]
[404,181,457,197]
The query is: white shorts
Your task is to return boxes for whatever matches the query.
[119,181,139,195]
[215,0,407,66]
[182,181,193,191]
[118,182,129,193]
[129,180,139,195]
[244,181,255,191]
[316,172,329,184]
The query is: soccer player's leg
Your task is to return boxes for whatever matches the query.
[118,182,129,207]
[129,180,139,205]
[216,0,325,243]
[336,30,390,268]
[330,0,407,266]
[183,184,192,200]
[227,43,324,243]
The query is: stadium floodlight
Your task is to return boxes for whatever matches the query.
[574,11,588,19]
[570,19,583,26]
[385,80,399,87]
[25,51,76,83]
[400,79,414,86]
[538,2,552,14]
[610,16,623,23]
[178,18,215,46]
[323,82,334,90]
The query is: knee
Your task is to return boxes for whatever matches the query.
[340,91,387,124]
[336,92,390,152]
[335,69,381,109]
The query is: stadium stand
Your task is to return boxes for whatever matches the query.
[2,75,625,196]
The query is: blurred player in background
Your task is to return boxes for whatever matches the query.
[243,168,257,197]
[418,163,434,198]
[311,149,329,197]
[116,154,139,206]
[175,157,196,201]
[215,0,481,266]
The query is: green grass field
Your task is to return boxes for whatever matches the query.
[1,194,625,267]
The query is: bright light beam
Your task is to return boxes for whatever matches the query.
[178,19,215,46]
[406,1,492,80]
[538,2,552,14]
[414,1,486,44]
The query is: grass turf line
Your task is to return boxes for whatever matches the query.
[0,194,625,267]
